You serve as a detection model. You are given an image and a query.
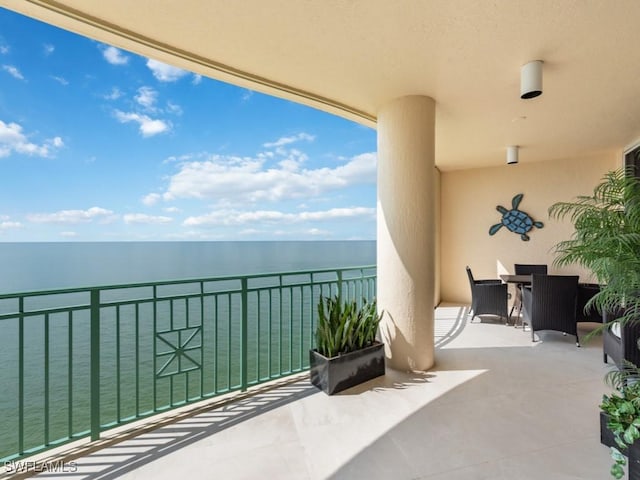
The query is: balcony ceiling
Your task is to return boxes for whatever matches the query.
[4,0,640,170]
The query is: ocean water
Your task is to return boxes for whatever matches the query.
[0,241,376,293]
[0,241,376,460]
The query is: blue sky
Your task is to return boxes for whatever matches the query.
[0,8,377,242]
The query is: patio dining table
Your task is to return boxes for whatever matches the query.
[500,274,533,285]
[500,275,604,326]
[500,274,532,324]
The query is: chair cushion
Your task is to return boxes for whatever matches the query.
[610,321,621,339]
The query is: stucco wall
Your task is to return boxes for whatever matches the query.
[434,167,441,304]
[440,152,619,304]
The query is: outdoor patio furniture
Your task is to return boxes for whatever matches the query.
[466,266,509,323]
[510,264,548,318]
[576,283,603,323]
[514,264,548,275]
[603,310,640,369]
[521,274,580,345]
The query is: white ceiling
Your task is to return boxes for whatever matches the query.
[4,0,640,170]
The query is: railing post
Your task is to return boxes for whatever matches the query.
[90,289,101,441]
[240,277,248,391]
[337,270,343,301]
[18,297,24,455]
[152,285,157,412]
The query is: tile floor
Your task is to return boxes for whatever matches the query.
[18,306,616,479]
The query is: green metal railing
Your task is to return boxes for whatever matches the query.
[0,265,376,461]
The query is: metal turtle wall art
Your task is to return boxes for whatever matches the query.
[489,193,543,241]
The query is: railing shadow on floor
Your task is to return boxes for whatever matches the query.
[434,305,469,349]
[4,305,488,479]
[10,375,317,480]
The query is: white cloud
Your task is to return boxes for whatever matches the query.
[103,87,123,100]
[0,220,22,230]
[51,75,68,85]
[168,231,225,240]
[166,101,183,115]
[278,159,300,172]
[164,152,204,164]
[162,151,376,203]
[146,59,188,82]
[102,46,129,65]
[2,65,24,80]
[263,133,315,148]
[43,44,55,56]
[0,45,9,55]
[142,193,162,206]
[307,228,331,236]
[60,231,78,238]
[164,206,181,213]
[135,86,157,109]
[184,206,375,227]
[28,207,115,224]
[114,110,171,137]
[0,120,63,158]
[123,213,173,225]
[241,90,254,102]
[239,228,263,236]
[192,74,202,85]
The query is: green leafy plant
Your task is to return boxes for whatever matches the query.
[550,168,640,478]
[315,295,383,358]
[548,168,640,327]
[601,364,640,478]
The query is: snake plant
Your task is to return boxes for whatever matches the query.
[315,295,382,358]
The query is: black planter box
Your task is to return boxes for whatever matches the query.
[601,411,617,449]
[601,411,640,480]
[309,342,385,395]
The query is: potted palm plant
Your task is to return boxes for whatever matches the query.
[548,168,640,326]
[309,295,385,395]
[600,365,640,479]
[549,167,640,478]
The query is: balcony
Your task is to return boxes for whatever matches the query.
[0,266,376,464]
[0,273,612,478]
[0,3,634,477]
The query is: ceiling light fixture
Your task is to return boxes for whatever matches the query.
[507,145,519,165]
[520,60,543,99]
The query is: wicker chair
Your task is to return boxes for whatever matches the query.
[576,283,603,323]
[514,264,548,276]
[603,309,640,368]
[510,264,548,319]
[521,274,580,345]
[466,266,509,323]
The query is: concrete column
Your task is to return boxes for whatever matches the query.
[377,95,436,372]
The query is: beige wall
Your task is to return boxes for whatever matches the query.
[440,152,619,304]
[434,167,441,305]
